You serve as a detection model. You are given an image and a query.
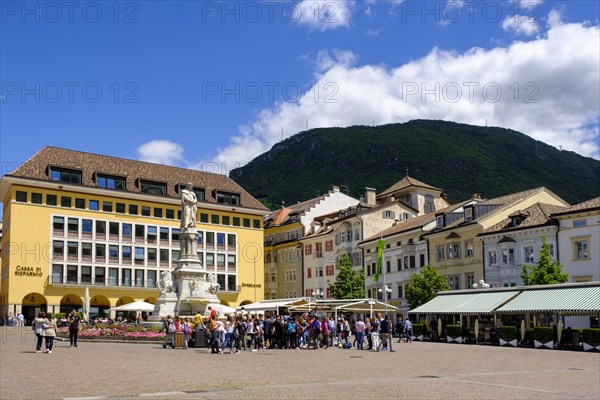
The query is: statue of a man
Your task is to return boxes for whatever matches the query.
[180,183,197,229]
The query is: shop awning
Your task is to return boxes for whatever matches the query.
[237,298,310,314]
[410,291,520,315]
[495,285,600,314]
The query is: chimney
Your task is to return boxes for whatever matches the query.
[365,187,376,206]
[332,186,340,193]
[473,193,481,200]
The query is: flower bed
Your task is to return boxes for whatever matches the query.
[58,324,165,341]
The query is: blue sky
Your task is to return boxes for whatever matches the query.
[1,0,599,179]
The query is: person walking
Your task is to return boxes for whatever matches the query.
[365,318,373,350]
[32,312,46,353]
[67,310,81,348]
[222,315,235,354]
[396,317,405,343]
[43,313,57,354]
[404,318,413,343]
[160,315,175,349]
[381,315,394,352]
[182,318,192,349]
[321,316,330,350]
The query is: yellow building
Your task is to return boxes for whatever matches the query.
[423,187,569,289]
[0,147,268,322]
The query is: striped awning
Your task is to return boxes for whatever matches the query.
[495,286,600,314]
[410,291,520,314]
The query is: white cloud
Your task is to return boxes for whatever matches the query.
[295,0,355,31]
[137,140,184,165]
[546,8,563,28]
[502,14,540,35]
[215,19,600,166]
[315,49,358,72]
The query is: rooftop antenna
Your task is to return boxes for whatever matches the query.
[405,167,409,177]
[485,118,488,127]
[340,185,350,195]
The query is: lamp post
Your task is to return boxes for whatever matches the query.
[311,289,323,315]
[253,255,258,318]
[378,285,392,316]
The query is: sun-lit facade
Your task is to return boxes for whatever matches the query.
[0,147,268,322]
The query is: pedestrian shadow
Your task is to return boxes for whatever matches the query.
[20,351,39,353]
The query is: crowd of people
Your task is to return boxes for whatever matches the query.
[159,310,416,353]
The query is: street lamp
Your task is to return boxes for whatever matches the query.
[311,289,323,315]
[378,285,392,316]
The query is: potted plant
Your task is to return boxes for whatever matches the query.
[533,326,554,349]
[446,324,464,344]
[499,326,518,347]
[412,324,425,341]
[582,329,600,352]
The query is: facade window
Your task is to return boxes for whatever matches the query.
[147,270,157,288]
[307,268,312,279]
[66,265,78,284]
[116,203,125,213]
[141,206,150,216]
[122,223,132,238]
[109,222,119,237]
[160,249,169,264]
[227,234,236,250]
[166,209,175,219]
[75,198,85,209]
[135,247,145,261]
[81,266,92,284]
[67,242,78,261]
[61,196,71,207]
[215,191,240,205]
[386,260,391,273]
[222,216,230,225]
[436,215,444,228]
[82,219,92,235]
[122,246,132,260]
[217,233,226,248]
[217,254,225,268]
[233,217,240,226]
[93,267,105,285]
[96,220,106,236]
[573,220,587,228]
[32,192,42,204]
[206,253,214,267]
[122,269,132,286]
[326,265,334,276]
[135,269,144,287]
[227,275,236,291]
[52,241,64,259]
[211,215,219,224]
[315,266,323,277]
[488,250,498,267]
[325,240,333,252]
[109,245,119,261]
[16,191,27,202]
[447,244,460,259]
[154,208,163,218]
[305,244,312,256]
[89,200,98,210]
[437,246,445,261]
[464,207,474,222]
[243,218,250,228]
[97,174,126,190]
[140,180,167,196]
[129,204,138,215]
[574,239,589,260]
[253,219,261,229]
[52,264,63,283]
[227,255,236,269]
[548,244,555,259]
[419,253,426,267]
[448,275,461,290]
[53,216,65,232]
[206,232,214,246]
[424,194,435,214]
[67,218,78,235]
[47,194,57,206]
[95,244,106,261]
[315,242,323,258]
[523,245,535,263]
[465,241,474,258]
[383,210,396,219]
[171,228,180,242]
[466,273,475,289]
[108,268,118,286]
[102,201,112,212]
[81,243,92,258]
[502,248,515,265]
[200,213,209,223]
[50,167,81,184]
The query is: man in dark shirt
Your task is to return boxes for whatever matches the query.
[68,310,81,348]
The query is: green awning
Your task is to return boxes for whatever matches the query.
[496,286,600,314]
[410,291,520,314]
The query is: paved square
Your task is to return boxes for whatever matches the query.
[1,327,599,399]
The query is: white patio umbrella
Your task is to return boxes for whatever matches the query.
[111,300,155,312]
[83,287,90,321]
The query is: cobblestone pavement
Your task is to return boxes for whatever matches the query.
[1,327,599,400]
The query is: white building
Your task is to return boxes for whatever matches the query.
[479,203,566,288]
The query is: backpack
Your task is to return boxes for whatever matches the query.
[312,320,321,333]
[167,321,176,334]
[287,322,296,333]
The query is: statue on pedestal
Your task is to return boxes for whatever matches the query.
[180,183,197,230]
[158,271,174,294]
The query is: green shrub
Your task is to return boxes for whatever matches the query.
[53,313,65,319]
[534,326,553,342]
[412,324,425,336]
[446,324,463,337]
[582,329,600,343]
[499,326,518,341]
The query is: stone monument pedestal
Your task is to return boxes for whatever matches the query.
[149,227,222,322]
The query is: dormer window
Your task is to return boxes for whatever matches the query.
[464,206,474,222]
[436,215,444,229]
[215,191,240,205]
[383,210,396,219]
[97,173,126,190]
[49,166,82,184]
[508,210,529,228]
[139,179,167,196]
[424,194,435,213]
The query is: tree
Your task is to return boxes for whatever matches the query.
[328,254,366,299]
[405,266,450,310]
[521,236,569,285]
